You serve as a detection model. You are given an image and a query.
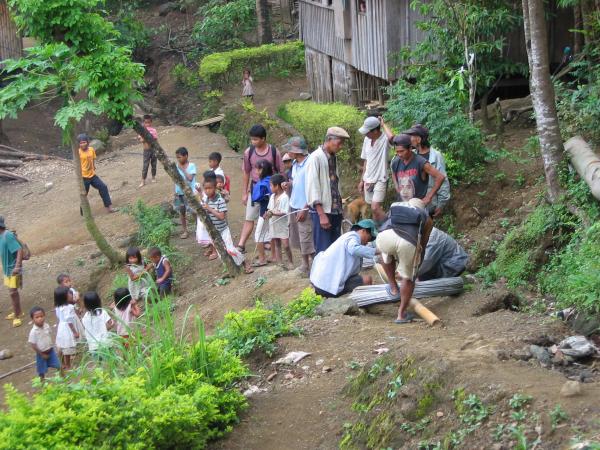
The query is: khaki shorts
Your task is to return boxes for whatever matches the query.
[4,274,22,289]
[245,198,260,221]
[289,208,315,255]
[375,229,417,279]
[364,180,387,204]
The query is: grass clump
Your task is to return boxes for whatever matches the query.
[277,101,365,161]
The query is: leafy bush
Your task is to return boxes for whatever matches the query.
[277,101,365,160]
[199,41,305,87]
[172,63,201,90]
[193,0,256,52]
[284,288,323,322]
[540,223,600,314]
[221,100,292,152]
[128,200,175,252]
[385,80,489,182]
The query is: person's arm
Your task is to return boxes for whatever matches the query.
[358,159,366,192]
[304,154,331,229]
[124,265,139,281]
[204,203,226,220]
[422,163,445,205]
[30,343,49,359]
[380,116,395,143]
[12,247,23,275]
[68,322,79,339]
[183,164,196,182]
[129,299,142,318]
[346,236,377,259]
[157,259,172,284]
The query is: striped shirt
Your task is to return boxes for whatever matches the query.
[204,193,228,232]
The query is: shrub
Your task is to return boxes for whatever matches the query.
[172,63,201,90]
[385,80,489,182]
[199,41,305,87]
[128,200,175,252]
[284,288,323,322]
[221,100,292,152]
[193,0,256,52]
[277,101,365,161]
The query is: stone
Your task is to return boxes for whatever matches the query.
[274,351,311,365]
[529,345,551,366]
[568,312,600,337]
[315,296,360,316]
[158,2,178,16]
[315,358,324,366]
[266,372,277,382]
[560,380,582,397]
[298,92,312,101]
[0,349,13,360]
[89,139,106,155]
[117,234,137,249]
[322,366,332,373]
[512,346,532,361]
[242,385,262,397]
[436,411,444,418]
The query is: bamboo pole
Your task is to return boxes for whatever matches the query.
[565,136,600,200]
[409,298,441,326]
[132,121,242,276]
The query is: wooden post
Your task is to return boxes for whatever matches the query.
[0,0,22,144]
[133,121,242,276]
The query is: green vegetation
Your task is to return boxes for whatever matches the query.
[193,0,256,52]
[199,41,305,87]
[385,80,488,182]
[129,200,175,252]
[277,101,365,160]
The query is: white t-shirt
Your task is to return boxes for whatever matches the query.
[82,309,112,351]
[212,167,225,178]
[361,133,390,183]
[28,323,53,352]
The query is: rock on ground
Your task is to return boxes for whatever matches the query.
[315,296,360,316]
[560,380,582,397]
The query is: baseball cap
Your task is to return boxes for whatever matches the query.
[391,134,412,148]
[326,126,350,139]
[282,153,292,162]
[403,125,428,140]
[282,136,308,155]
[351,219,378,241]
[359,116,381,135]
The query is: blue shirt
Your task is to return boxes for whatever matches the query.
[310,231,376,296]
[175,162,197,195]
[290,156,310,210]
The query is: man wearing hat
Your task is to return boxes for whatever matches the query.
[0,216,24,327]
[358,116,390,221]
[78,134,115,213]
[283,137,315,276]
[310,219,377,297]
[381,122,445,206]
[403,124,451,217]
[305,126,349,253]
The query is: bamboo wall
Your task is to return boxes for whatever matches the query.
[299,1,346,61]
[305,47,333,102]
[0,0,22,67]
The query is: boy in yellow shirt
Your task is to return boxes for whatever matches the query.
[78,134,115,213]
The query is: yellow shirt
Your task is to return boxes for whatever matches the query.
[79,147,96,178]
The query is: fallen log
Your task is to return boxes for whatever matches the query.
[565,136,600,201]
[0,169,28,182]
[0,149,68,161]
[0,159,23,167]
[0,143,24,153]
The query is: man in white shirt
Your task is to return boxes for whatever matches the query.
[358,117,390,222]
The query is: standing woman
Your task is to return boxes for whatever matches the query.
[241,69,254,100]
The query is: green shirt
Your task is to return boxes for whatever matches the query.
[0,231,21,277]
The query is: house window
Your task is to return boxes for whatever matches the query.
[358,0,366,14]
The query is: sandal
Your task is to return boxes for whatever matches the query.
[244,267,255,274]
[385,285,402,302]
[236,245,246,254]
[204,248,213,256]
[208,253,218,261]
[393,313,415,324]
[12,318,23,328]
[252,261,268,267]
[5,312,23,321]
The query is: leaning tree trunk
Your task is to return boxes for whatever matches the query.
[522,0,565,203]
[133,121,242,276]
[256,0,273,45]
[69,122,122,266]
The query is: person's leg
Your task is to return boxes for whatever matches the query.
[141,150,150,186]
[340,273,369,295]
[9,288,22,317]
[370,181,387,222]
[178,198,188,238]
[282,238,293,265]
[381,259,400,296]
[298,216,315,272]
[36,353,46,381]
[330,214,343,243]
[150,151,157,180]
[256,243,266,264]
[397,278,415,321]
[90,175,114,211]
[311,211,329,254]
[238,200,259,249]
[273,238,282,263]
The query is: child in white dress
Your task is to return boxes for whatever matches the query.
[57,273,85,344]
[124,247,149,302]
[266,174,293,269]
[82,291,114,355]
[54,286,79,370]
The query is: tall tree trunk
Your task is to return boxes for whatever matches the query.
[0,120,9,145]
[573,1,584,54]
[522,0,564,203]
[69,122,122,266]
[580,0,593,47]
[132,121,242,276]
[256,0,273,45]
[0,0,22,65]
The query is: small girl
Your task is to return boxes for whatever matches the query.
[251,159,273,267]
[82,291,114,354]
[216,174,230,203]
[124,247,149,302]
[54,286,79,370]
[112,287,141,340]
[241,69,254,100]
[266,174,293,269]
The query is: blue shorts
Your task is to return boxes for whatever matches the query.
[36,348,61,375]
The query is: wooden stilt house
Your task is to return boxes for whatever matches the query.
[299,0,575,106]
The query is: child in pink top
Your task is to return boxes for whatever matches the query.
[138,114,159,187]
[112,287,141,340]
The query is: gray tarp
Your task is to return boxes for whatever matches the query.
[418,228,469,281]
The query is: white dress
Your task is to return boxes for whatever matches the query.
[268,193,290,239]
[127,264,148,301]
[55,304,77,354]
[82,309,113,352]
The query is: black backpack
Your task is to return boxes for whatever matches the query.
[249,144,280,173]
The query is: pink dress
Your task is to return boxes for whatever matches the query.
[114,303,135,336]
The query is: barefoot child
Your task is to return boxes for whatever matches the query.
[149,247,173,297]
[54,286,79,370]
[29,306,61,380]
[241,69,254,100]
[82,291,114,354]
[266,174,293,268]
[112,287,141,340]
[124,247,149,302]
[56,273,85,343]
[138,114,159,187]
[174,147,197,239]
[251,159,273,267]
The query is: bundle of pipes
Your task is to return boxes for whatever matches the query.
[349,277,464,308]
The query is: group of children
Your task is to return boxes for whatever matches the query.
[28,247,172,380]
